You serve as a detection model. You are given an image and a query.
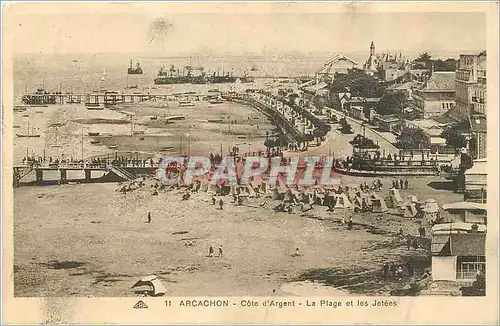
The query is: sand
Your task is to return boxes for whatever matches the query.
[13,174,462,297]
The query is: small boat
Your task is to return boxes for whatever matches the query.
[17,123,40,137]
[109,145,118,149]
[208,89,220,93]
[164,115,186,121]
[90,140,100,144]
[13,106,27,112]
[35,110,43,113]
[13,125,21,128]
[161,146,175,152]
[22,114,29,117]
[139,137,145,140]
[85,103,105,110]
[50,144,62,148]
[133,130,145,135]
[207,118,223,123]
[16,133,40,138]
[178,101,194,107]
[237,135,247,139]
[209,99,224,104]
[150,116,158,120]
[88,132,100,136]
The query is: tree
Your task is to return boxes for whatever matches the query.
[442,124,467,149]
[395,127,430,149]
[434,58,458,72]
[375,92,409,116]
[417,52,432,62]
[328,69,384,98]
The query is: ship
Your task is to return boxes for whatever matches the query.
[154,65,240,85]
[238,71,255,83]
[22,88,57,105]
[250,64,259,72]
[128,59,143,75]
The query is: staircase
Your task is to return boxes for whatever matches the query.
[13,167,33,186]
[109,166,135,181]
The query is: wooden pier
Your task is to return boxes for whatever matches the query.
[13,162,158,186]
[22,91,224,106]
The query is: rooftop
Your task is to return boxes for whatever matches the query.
[468,115,487,132]
[424,72,456,91]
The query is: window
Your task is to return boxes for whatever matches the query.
[456,256,486,280]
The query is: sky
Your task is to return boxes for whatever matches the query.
[8,9,487,57]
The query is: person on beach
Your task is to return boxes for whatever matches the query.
[147,212,151,223]
[404,179,409,189]
[211,196,216,205]
[219,199,224,210]
[347,217,353,230]
[208,245,214,257]
[383,262,390,279]
[217,245,223,257]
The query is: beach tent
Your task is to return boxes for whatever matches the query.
[353,196,363,212]
[131,275,167,297]
[423,199,440,224]
[387,188,404,208]
[371,193,388,213]
[401,202,418,218]
[407,195,420,204]
[334,193,352,209]
[247,185,257,198]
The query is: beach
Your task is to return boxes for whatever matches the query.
[13,174,462,297]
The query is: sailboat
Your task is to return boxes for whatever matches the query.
[50,125,62,148]
[100,69,107,92]
[16,123,40,138]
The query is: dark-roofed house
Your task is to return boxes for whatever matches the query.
[431,232,486,282]
[412,71,456,118]
[374,114,401,132]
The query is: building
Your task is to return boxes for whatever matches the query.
[412,71,456,118]
[464,158,487,202]
[375,114,401,132]
[468,114,487,159]
[385,81,421,99]
[431,231,486,282]
[442,202,487,224]
[315,53,358,84]
[454,51,487,120]
[363,41,379,75]
[345,97,380,121]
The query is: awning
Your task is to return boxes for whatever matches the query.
[430,137,446,145]
[442,202,487,211]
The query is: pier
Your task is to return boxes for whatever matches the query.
[13,161,158,187]
[21,91,226,106]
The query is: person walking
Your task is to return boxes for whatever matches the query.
[383,262,390,279]
[147,212,151,223]
[404,179,409,190]
[208,245,214,257]
[219,199,224,210]
[217,245,223,257]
